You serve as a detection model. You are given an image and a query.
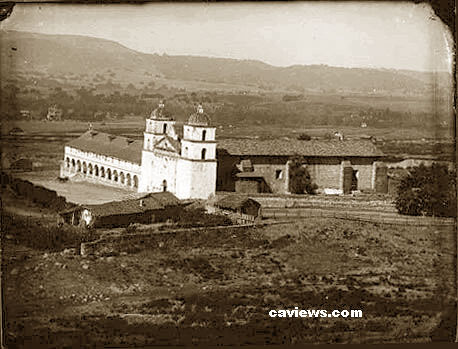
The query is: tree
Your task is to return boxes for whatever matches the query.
[395,163,456,217]
[288,156,317,194]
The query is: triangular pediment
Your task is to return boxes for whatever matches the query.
[154,136,180,154]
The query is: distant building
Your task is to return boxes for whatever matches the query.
[47,105,63,121]
[10,158,33,172]
[20,110,31,119]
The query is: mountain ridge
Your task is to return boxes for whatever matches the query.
[1,30,451,94]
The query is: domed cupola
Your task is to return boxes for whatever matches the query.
[187,104,211,126]
[150,100,173,120]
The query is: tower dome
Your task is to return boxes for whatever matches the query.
[187,104,211,126]
[150,100,173,120]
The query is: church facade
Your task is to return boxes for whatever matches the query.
[60,102,217,199]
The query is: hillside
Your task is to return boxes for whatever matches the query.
[1,30,451,94]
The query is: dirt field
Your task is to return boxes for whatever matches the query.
[3,200,456,346]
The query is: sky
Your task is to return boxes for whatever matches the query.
[1,2,453,72]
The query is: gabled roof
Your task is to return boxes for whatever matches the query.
[61,192,181,217]
[217,139,384,157]
[215,194,261,211]
[66,130,143,164]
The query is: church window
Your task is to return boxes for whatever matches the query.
[163,124,167,133]
[201,148,206,160]
[202,130,206,141]
[66,157,70,168]
[133,175,138,188]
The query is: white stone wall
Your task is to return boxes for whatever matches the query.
[177,158,217,199]
[62,146,141,190]
[180,139,216,160]
[183,125,215,141]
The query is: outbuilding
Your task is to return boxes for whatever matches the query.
[59,192,182,228]
[214,195,261,222]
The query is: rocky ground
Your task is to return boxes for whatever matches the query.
[3,203,456,346]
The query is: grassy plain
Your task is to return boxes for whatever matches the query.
[3,204,456,346]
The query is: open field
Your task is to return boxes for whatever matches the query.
[3,204,456,346]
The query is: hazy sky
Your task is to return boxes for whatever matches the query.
[1,2,453,72]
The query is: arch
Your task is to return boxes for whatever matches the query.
[113,170,118,182]
[100,166,105,178]
[65,157,70,168]
[201,148,206,160]
[107,168,112,180]
[72,159,76,168]
[163,123,167,133]
[88,163,93,175]
[94,165,99,177]
[162,179,167,192]
[202,130,206,141]
[120,172,125,185]
[77,160,81,172]
[82,162,87,175]
[133,175,138,188]
[126,173,132,187]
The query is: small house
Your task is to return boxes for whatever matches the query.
[213,195,261,223]
[59,192,182,228]
[10,158,33,172]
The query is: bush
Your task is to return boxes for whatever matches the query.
[2,212,99,251]
[297,133,311,141]
[395,163,456,217]
[288,156,317,194]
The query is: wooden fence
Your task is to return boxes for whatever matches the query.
[262,207,455,227]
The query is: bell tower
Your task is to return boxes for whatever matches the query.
[138,100,178,192]
[176,104,217,199]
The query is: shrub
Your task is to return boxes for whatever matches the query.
[297,133,311,141]
[395,163,456,217]
[288,156,317,194]
[2,212,99,251]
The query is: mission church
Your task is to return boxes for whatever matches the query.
[61,101,387,199]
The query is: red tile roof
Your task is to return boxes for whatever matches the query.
[217,139,384,157]
[66,131,143,164]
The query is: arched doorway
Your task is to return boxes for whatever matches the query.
[94,165,99,177]
[107,168,112,180]
[100,167,105,178]
[120,172,125,185]
[126,173,132,187]
[77,160,81,172]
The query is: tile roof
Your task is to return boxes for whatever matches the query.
[65,192,181,217]
[66,130,143,164]
[217,139,384,157]
[215,194,261,211]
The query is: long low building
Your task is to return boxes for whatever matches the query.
[216,138,387,195]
